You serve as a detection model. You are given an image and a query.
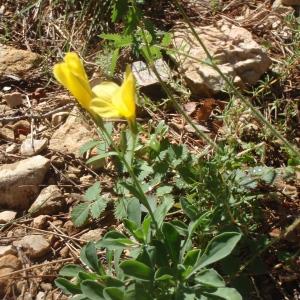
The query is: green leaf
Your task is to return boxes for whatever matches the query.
[204,287,242,300]
[120,260,153,281]
[161,32,172,47]
[193,232,242,273]
[86,152,118,165]
[110,48,120,76]
[71,295,89,300]
[111,0,129,22]
[78,272,99,281]
[80,243,103,274]
[154,267,175,281]
[194,269,225,288]
[127,198,141,225]
[114,198,128,220]
[90,198,107,219]
[79,140,100,156]
[81,280,105,300]
[180,198,198,221]
[156,185,173,197]
[162,222,181,264]
[153,196,174,228]
[103,287,125,300]
[71,203,90,227]
[55,278,81,295]
[59,264,86,278]
[121,182,143,201]
[183,249,201,268]
[100,276,124,287]
[97,238,137,250]
[85,182,101,201]
[96,231,137,250]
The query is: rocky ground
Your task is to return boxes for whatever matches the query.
[0,0,300,299]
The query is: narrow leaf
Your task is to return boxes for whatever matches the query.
[193,232,241,273]
[59,264,86,278]
[120,260,153,281]
[81,280,105,300]
[55,278,81,295]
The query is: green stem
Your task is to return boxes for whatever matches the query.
[139,27,220,152]
[94,116,159,231]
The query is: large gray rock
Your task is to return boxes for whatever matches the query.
[0,155,50,210]
[172,20,272,96]
[0,44,40,79]
[29,185,65,216]
[49,108,95,157]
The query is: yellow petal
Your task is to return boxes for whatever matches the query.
[64,52,89,82]
[112,66,136,120]
[53,52,93,109]
[92,82,120,99]
[89,97,121,119]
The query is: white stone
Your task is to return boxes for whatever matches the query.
[0,155,50,209]
[132,59,171,87]
[0,211,17,223]
[29,185,65,216]
[171,20,271,96]
[20,138,48,156]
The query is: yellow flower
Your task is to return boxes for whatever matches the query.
[53,52,136,123]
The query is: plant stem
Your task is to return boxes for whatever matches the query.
[94,116,159,231]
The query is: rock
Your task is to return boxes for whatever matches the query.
[40,282,52,291]
[171,20,272,96]
[272,1,295,16]
[0,245,17,257]
[32,215,49,229]
[20,138,48,156]
[5,143,18,154]
[132,59,171,97]
[63,220,79,235]
[0,127,14,142]
[282,0,300,5]
[17,292,33,300]
[49,108,96,157]
[36,291,46,300]
[29,185,65,216]
[0,210,17,223]
[13,235,51,259]
[80,228,103,242]
[0,155,50,209]
[0,254,21,270]
[0,104,10,116]
[3,92,23,108]
[0,255,21,297]
[0,44,41,79]
[59,246,69,258]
